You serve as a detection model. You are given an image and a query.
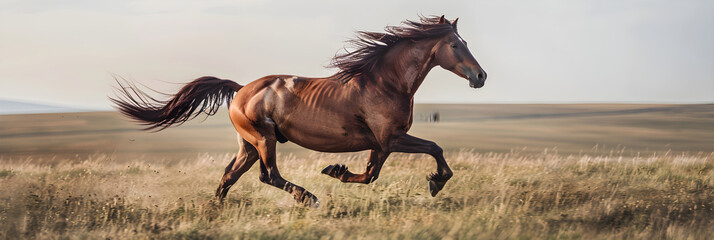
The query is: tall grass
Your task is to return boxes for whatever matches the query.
[1,150,712,239]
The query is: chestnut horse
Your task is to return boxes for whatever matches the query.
[112,16,486,206]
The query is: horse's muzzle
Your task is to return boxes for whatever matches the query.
[466,68,486,89]
[467,73,486,88]
[469,80,485,88]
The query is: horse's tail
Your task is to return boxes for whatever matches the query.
[110,76,243,131]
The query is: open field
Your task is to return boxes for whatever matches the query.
[1,104,714,239]
[2,104,714,159]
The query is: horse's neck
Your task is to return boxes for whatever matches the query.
[373,40,437,98]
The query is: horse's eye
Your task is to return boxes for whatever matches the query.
[451,44,458,49]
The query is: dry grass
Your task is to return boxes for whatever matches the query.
[2,104,713,239]
[1,150,712,239]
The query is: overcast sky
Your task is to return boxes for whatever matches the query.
[1,0,713,110]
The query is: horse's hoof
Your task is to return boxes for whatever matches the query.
[298,194,320,208]
[321,165,334,175]
[215,187,228,202]
[307,198,320,208]
[321,164,348,178]
[428,180,440,197]
[426,173,451,197]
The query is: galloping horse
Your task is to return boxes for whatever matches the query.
[112,16,486,206]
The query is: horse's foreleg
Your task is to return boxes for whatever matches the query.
[215,138,259,201]
[255,137,320,207]
[322,150,389,184]
[389,134,453,197]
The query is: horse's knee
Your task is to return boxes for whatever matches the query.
[427,142,443,157]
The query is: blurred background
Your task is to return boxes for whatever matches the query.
[1,0,713,111]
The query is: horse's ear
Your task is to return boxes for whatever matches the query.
[452,18,459,28]
[438,15,448,24]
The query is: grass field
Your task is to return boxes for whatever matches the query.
[1,104,713,239]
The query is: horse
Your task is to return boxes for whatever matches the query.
[111,15,486,207]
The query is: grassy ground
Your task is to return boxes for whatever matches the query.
[1,104,713,239]
[1,151,712,239]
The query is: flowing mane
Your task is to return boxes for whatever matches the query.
[329,16,457,82]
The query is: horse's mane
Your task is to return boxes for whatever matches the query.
[329,16,457,82]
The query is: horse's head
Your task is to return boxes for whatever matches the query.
[432,16,487,88]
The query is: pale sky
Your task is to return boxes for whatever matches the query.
[1,0,713,110]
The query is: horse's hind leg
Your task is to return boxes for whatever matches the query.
[322,150,389,184]
[254,135,320,207]
[215,138,259,201]
[229,94,319,206]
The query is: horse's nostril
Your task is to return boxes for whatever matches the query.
[477,73,484,81]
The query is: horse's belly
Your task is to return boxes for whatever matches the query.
[291,137,372,153]
[276,119,375,153]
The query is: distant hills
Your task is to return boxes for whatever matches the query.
[0,99,83,114]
